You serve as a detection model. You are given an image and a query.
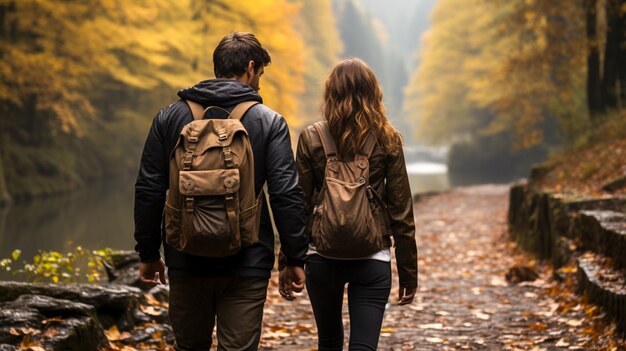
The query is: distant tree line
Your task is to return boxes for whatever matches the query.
[405,0,625,148]
[403,0,625,180]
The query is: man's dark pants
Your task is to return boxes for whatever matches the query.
[168,275,269,351]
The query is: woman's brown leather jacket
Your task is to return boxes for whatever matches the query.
[296,124,418,289]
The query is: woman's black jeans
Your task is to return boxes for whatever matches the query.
[305,254,392,351]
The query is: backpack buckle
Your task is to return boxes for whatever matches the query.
[185,197,194,212]
[223,147,234,167]
[218,130,228,141]
[366,187,374,200]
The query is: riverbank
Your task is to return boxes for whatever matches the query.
[0,110,148,207]
[0,251,173,350]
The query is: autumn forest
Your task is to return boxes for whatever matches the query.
[0,0,624,202]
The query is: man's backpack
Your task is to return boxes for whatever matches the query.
[310,121,391,258]
[164,100,262,257]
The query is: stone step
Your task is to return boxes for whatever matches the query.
[576,210,626,269]
[577,252,626,335]
[508,182,626,267]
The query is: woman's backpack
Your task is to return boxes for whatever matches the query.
[311,121,391,258]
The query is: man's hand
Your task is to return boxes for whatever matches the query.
[139,258,166,287]
[278,266,305,301]
[398,286,416,305]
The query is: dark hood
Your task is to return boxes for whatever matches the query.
[177,79,263,107]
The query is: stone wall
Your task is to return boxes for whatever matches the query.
[508,182,626,335]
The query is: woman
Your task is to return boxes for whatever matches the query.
[296,58,418,351]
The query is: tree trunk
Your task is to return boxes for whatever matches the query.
[585,0,605,117]
[602,0,621,110]
[616,0,626,107]
[0,159,10,206]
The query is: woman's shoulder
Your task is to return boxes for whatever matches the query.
[299,122,324,148]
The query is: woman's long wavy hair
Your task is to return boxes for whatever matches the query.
[322,58,400,156]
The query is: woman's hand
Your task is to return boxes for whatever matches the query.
[278,266,305,301]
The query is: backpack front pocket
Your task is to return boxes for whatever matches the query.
[178,169,242,256]
[187,196,232,244]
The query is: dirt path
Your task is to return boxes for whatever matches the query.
[260,185,624,350]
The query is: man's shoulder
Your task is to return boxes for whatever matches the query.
[151,100,192,133]
[246,103,280,121]
[242,103,289,133]
[158,100,188,121]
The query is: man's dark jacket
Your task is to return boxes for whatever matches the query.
[134,79,308,278]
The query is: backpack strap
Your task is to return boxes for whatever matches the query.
[312,121,337,157]
[185,100,205,121]
[185,100,259,121]
[229,101,259,120]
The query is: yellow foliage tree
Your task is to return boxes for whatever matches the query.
[192,0,306,127]
[403,0,509,145]
[0,0,308,135]
[293,0,343,127]
[0,0,198,136]
[486,0,586,148]
[404,0,587,148]
[0,0,315,198]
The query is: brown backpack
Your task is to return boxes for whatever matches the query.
[311,121,391,258]
[164,100,262,257]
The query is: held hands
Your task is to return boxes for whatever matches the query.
[139,258,167,287]
[278,266,305,301]
[398,286,416,305]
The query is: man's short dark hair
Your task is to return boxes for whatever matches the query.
[213,32,271,78]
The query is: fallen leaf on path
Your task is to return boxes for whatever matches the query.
[566,319,584,327]
[555,339,570,347]
[19,335,43,348]
[105,325,131,341]
[43,328,61,338]
[418,323,443,330]
[426,337,444,343]
[490,276,508,286]
[140,304,163,316]
[472,310,490,320]
[42,317,64,325]
[528,323,548,332]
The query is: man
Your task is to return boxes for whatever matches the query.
[134,32,308,350]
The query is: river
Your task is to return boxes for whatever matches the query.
[0,161,463,269]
